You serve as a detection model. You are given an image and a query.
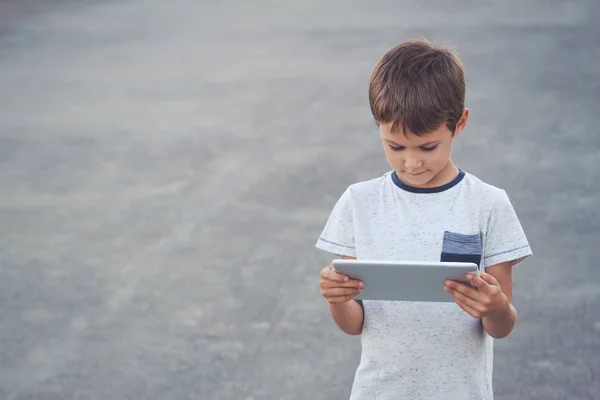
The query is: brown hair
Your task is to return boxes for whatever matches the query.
[368,38,465,136]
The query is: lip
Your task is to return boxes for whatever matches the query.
[405,171,427,176]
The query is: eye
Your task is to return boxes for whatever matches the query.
[420,145,438,152]
[389,145,405,152]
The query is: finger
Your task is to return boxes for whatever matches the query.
[444,280,481,301]
[323,287,362,298]
[320,265,349,282]
[327,294,357,304]
[453,297,482,318]
[465,273,488,290]
[324,289,362,304]
[445,286,484,313]
[321,279,364,289]
[328,269,350,282]
[479,271,499,286]
[466,273,498,295]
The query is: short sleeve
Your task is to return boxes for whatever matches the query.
[483,189,532,269]
[315,186,356,258]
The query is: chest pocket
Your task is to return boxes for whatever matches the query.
[440,231,482,268]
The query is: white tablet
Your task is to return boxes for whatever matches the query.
[332,259,479,302]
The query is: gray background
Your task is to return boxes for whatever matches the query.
[0,0,599,399]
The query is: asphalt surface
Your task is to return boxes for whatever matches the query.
[0,1,599,399]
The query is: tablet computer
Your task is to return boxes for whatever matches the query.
[332,259,479,302]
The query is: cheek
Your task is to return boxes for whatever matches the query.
[384,150,404,164]
[428,148,451,167]
[427,153,443,165]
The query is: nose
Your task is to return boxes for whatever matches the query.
[405,157,422,171]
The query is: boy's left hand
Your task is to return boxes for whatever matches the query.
[444,272,509,319]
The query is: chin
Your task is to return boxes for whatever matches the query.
[403,172,431,186]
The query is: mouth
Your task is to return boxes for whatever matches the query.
[405,171,427,176]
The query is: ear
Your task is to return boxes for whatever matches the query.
[453,108,469,137]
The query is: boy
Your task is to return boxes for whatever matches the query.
[315,38,532,400]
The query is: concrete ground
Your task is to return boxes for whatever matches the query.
[0,0,599,399]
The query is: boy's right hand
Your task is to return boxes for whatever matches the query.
[319,264,364,304]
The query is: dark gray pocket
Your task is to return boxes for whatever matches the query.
[440,231,482,267]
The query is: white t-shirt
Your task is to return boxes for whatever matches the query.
[316,169,532,400]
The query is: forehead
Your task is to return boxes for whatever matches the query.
[379,122,449,144]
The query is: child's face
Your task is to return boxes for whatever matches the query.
[379,109,469,188]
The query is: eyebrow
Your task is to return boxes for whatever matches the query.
[384,138,441,147]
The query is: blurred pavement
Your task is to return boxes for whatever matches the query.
[0,0,599,399]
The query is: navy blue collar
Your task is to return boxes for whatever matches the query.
[391,169,465,193]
